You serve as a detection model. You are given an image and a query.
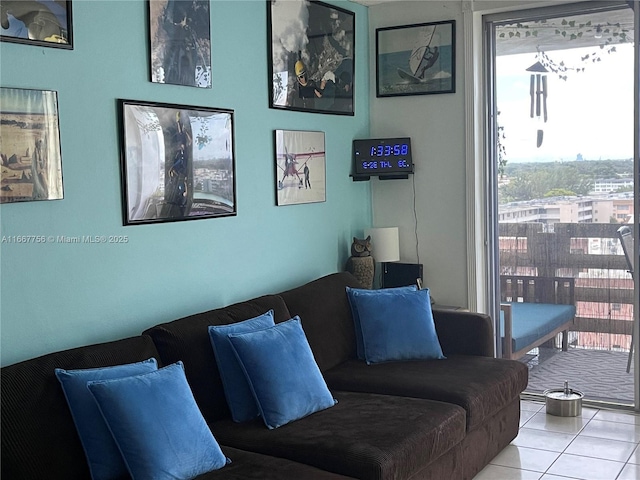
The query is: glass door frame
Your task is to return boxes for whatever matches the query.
[477,0,639,409]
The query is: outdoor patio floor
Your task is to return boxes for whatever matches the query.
[522,347,635,405]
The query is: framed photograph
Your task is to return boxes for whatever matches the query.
[0,1,73,49]
[149,0,211,88]
[376,20,455,97]
[0,87,64,203]
[268,0,354,116]
[275,129,325,206]
[119,99,236,225]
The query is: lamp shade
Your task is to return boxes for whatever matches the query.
[365,227,400,263]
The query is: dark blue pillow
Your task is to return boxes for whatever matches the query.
[54,358,158,480]
[228,317,336,429]
[87,361,229,479]
[349,288,445,364]
[346,285,418,359]
[208,310,275,422]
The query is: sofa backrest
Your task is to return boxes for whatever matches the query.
[143,294,291,423]
[1,335,161,480]
[279,272,361,372]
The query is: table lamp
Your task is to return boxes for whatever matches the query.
[365,227,400,288]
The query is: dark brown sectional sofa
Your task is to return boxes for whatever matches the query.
[1,272,528,479]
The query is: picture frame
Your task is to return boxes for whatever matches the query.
[268,0,354,116]
[275,129,325,206]
[148,0,211,88]
[119,99,236,225]
[376,20,456,97]
[1,87,64,203]
[0,1,73,49]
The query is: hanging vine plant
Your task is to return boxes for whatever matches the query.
[498,18,633,81]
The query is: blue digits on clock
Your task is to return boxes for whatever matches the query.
[369,143,409,158]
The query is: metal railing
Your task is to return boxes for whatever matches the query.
[499,222,635,348]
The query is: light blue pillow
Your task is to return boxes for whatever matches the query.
[208,310,275,422]
[346,285,418,359]
[87,361,229,480]
[228,317,336,429]
[54,358,158,480]
[350,288,445,364]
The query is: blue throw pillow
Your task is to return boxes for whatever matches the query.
[350,288,445,364]
[87,361,229,480]
[228,317,336,429]
[346,285,418,359]
[55,358,158,480]
[208,311,275,422]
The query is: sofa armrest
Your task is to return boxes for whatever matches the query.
[432,309,495,357]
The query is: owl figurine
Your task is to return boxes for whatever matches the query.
[346,236,374,289]
[350,236,372,257]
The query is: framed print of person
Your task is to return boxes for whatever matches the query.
[148,0,211,88]
[268,0,355,116]
[0,1,73,49]
[119,99,236,225]
[274,129,326,206]
[0,87,64,203]
[376,20,456,97]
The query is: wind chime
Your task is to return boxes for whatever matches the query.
[526,60,549,147]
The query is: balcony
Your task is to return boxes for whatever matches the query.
[499,222,635,405]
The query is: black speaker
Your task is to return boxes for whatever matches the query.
[382,262,423,288]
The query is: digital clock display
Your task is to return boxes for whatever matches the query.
[353,137,413,177]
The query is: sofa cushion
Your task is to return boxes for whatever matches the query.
[88,361,229,479]
[0,335,161,480]
[346,285,417,360]
[228,317,336,429]
[144,295,291,423]
[500,302,576,354]
[347,287,445,364]
[211,390,466,480]
[201,446,354,479]
[324,355,528,432]
[54,358,158,480]
[278,272,363,371]
[208,310,275,422]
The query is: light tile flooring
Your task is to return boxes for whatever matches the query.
[473,400,640,480]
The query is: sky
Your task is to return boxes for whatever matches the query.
[496,43,634,163]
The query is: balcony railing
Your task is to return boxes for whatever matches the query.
[499,222,635,350]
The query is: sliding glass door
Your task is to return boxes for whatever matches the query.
[485,1,637,407]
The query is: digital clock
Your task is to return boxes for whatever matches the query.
[352,137,413,179]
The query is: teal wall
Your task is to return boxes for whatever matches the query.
[0,0,371,366]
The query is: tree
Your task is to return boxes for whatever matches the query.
[545,188,576,197]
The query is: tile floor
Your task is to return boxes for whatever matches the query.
[473,400,640,480]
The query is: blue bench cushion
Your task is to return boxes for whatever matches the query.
[500,303,576,353]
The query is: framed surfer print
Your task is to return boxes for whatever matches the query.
[376,20,455,97]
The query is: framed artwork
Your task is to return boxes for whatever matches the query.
[275,129,325,206]
[119,99,236,225]
[0,1,73,49]
[0,87,64,203]
[148,0,211,88]
[268,0,354,116]
[376,20,456,97]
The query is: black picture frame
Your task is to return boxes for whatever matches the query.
[148,0,211,88]
[267,0,354,116]
[119,99,236,225]
[0,87,64,203]
[376,20,455,97]
[0,1,73,49]
[275,129,326,206]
